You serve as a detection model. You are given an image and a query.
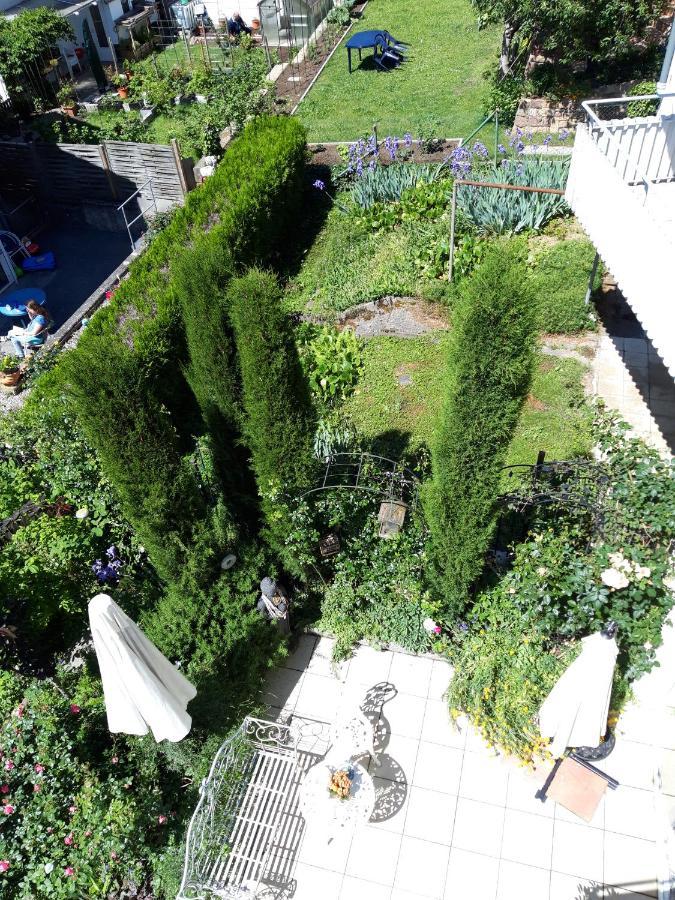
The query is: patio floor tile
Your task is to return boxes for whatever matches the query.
[391,890,434,900]
[340,875,392,899]
[403,787,457,844]
[551,820,604,882]
[444,847,499,900]
[603,785,657,841]
[394,835,450,897]
[297,824,353,872]
[263,666,305,710]
[458,749,510,806]
[389,654,434,698]
[292,863,343,900]
[421,700,467,749]
[412,742,464,794]
[382,692,427,739]
[346,825,402,885]
[371,733,419,782]
[594,738,656,792]
[500,809,554,870]
[603,832,658,898]
[283,634,318,672]
[548,870,602,900]
[428,659,454,701]
[369,776,409,833]
[506,769,555,818]
[347,646,394,687]
[295,672,342,720]
[452,798,505,857]
[496,859,551,900]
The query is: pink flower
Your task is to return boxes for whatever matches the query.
[33,784,41,793]
[69,704,81,715]
[110,851,118,860]
[4,761,14,772]
[68,805,76,814]
[85,830,92,838]
[0,861,9,873]
[111,756,118,764]
[14,705,24,719]
[63,866,75,877]
[64,833,73,846]
[433,626,442,634]
[34,764,44,774]
[0,785,8,795]
[46,826,53,833]
[157,814,168,825]
[3,805,14,816]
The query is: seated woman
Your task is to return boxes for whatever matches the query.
[227,12,252,36]
[8,299,51,358]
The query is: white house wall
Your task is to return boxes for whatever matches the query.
[202,0,260,27]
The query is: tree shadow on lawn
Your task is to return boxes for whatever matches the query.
[275,163,334,283]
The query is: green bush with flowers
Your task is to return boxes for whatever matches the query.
[0,670,182,899]
[446,410,675,763]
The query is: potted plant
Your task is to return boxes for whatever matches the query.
[189,67,213,103]
[111,72,129,99]
[57,83,77,117]
[0,356,21,388]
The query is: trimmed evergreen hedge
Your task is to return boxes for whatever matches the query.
[62,116,307,579]
[423,240,537,615]
[228,268,316,560]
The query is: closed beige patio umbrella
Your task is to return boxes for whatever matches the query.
[539,629,619,758]
[88,593,197,743]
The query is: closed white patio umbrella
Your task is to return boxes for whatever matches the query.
[88,593,197,743]
[539,629,619,758]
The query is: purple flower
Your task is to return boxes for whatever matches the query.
[472,140,489,158]
[403,132,413,147]
[356,159,363,176]
[559,128,570,141]
[313,179,325,191]
[501,158,510,168]
[497,143,506,154]
[516,141,525,154]
[515,163,524,177]
[368,159,377,171]
[543,135,552,146]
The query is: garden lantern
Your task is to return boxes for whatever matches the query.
[319,531,340,558]
[378,501,407,538]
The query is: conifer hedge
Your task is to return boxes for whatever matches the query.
[423,240,536,615]
[228,268,316,561]
[63,116,307,579]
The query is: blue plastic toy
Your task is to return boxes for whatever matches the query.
[22,252,56,272]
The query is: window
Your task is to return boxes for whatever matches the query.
[89,4,109,48]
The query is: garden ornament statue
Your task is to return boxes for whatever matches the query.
[256,577,290,635]
[88,593,197,742]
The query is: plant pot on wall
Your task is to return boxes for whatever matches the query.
[61,104,77,117]
[117,86,129,99]
[0,368,22,388]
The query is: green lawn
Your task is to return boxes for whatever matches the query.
[342,335,594,465]
[295,0,500,141]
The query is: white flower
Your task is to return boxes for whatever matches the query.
[601,568,630,590]
[644,641,653,651]
[537,566,548,577]
[422,618,438,634]
[608,552,631,573]
[44,862,54,874]
[632,564,651,580]
[663,575,675,594]
[74,508,89,520]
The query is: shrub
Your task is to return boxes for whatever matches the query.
[528,238,600,333]
[423,241,537,615]
[228,269,316,559]
[62,116,307,578]
[627,80,658,117]
[326,5,350,26]
[298,325,362,406]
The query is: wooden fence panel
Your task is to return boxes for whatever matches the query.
[104,141,186,202]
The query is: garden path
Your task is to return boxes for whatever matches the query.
[264,633,675,899]
[338,297,449,339]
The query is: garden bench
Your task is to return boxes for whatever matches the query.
[178,716,324,899]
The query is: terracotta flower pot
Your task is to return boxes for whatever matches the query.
[0,369,21,388]
[117,86,129,99]
[62,104,77,118]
